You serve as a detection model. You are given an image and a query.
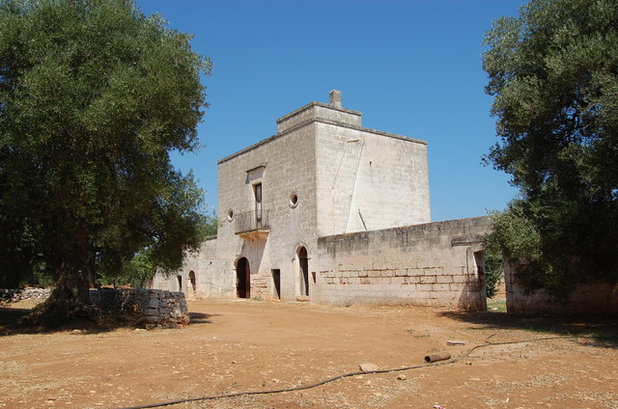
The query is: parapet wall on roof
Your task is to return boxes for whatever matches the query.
[276,101,362,133]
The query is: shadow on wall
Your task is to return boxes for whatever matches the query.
[456,279,486,312]
[455,249,487,312]
[504,262,618,315]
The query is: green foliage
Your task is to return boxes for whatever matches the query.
[203,208,218,237]
[486,298,507,313]
[483,0,618,299]
[0,0,211,296]
[98,209,217,288]
[99,248,155,289]
[483,242,504,299]
[30,264,54,288]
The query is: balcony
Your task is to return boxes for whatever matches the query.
[235,210,270,240]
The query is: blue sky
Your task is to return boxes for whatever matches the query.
[137,0,524,222]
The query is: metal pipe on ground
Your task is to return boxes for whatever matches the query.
[424,353,451,363]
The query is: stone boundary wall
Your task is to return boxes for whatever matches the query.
[0,288,51,302]
[504,263,618,315]
[1,288,189,326]
[315,217,492,310]
[89,289,189,326]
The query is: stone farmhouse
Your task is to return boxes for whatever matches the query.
[151,91,618,315]
[152,91,495,311]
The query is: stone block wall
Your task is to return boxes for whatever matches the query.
[1,288,189,326]
[89,289,189,326]
[214,118,319,302]
[276,101,362,133]
[314,121,430,237]
[315,217,492,310]
[504,263,618,315]
[151,236,235,299]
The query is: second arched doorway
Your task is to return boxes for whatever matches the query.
[298,247,309,297]
[236,257,250,299]
[188,270,197,299]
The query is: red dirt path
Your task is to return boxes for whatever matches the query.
[1,299,616,409]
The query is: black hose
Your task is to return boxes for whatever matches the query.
[115,362,434,409]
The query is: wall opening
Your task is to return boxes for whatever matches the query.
[176,275,182,292]
[289,192,299,208]
[272,269,281,299]
[298,247,309,297]
[236,257,250,299]
[189,270,196,297]
[254,183,262,227]
[473,251,487,311]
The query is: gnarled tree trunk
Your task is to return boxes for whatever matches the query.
[21,226,102,328]
[20,264,100,328]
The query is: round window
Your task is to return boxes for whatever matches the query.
[227,209,234,222]
[289,193,299,208]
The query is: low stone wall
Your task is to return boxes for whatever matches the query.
[0,288,51,302]
[504,263,618,315]
[89,289,189,327]
[1,288,189,326]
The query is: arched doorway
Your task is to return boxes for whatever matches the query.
[298,247,309,296]
[236,257,250,299]
[189,271,197,298]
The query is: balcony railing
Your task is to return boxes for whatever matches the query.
[235,210,270,239]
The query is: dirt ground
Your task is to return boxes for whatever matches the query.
[1,299,617,409]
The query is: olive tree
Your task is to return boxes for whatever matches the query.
[483,0,617,298]
[0,0,212,325]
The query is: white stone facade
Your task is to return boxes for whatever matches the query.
[153,92,433,301]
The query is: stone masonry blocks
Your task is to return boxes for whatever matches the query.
[316,217,492,310]
[89,289,189,327]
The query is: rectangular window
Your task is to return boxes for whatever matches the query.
[254,183,262,223]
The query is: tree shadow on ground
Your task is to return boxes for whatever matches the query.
[0,305,31,327]
[0,304,116,336]
[439,310,618,349]
[188,311,218,324]
[0,304,210,336]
